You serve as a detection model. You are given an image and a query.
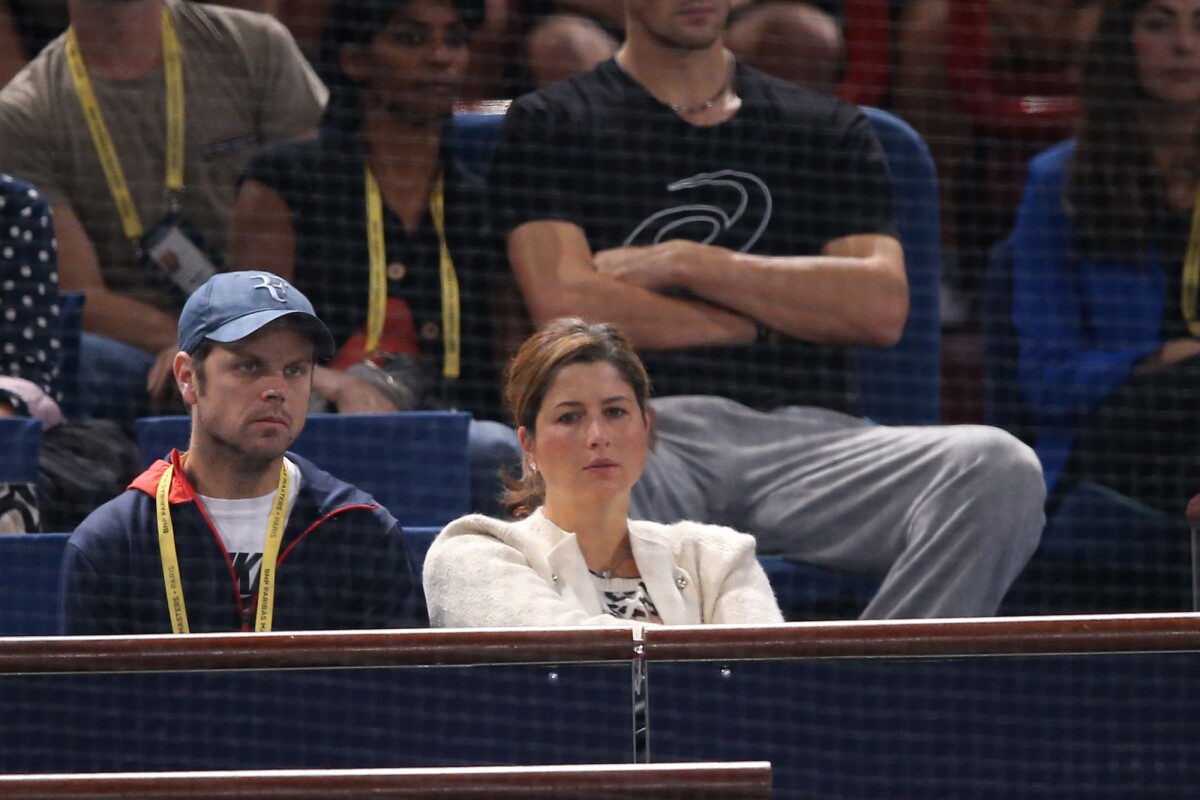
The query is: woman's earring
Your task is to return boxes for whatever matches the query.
[529,461,537,473]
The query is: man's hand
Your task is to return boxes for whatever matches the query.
[1137,337,1200,373]
[315,366,400,414]
[594,240,715,292]
[146,345,180,402]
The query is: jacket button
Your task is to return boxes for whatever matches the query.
[551,574,559,583]
[676,575,687,589]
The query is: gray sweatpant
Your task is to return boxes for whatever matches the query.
[629,396,1046,619]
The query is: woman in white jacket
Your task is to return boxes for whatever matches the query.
[423,317,783,628]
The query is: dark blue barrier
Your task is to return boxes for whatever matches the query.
[647,655,1200,798]
[0,630,634,773]
[643,619,1200,799]
[0,665,633,772]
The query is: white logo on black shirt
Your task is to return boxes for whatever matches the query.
[230,551,263,606]
[623,170,772,253]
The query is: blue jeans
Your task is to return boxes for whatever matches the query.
[79,334,154,432]
[467,419,521,518]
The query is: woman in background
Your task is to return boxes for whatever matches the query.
[1012,0,1200,511]
[423,318,783,627]
[231,0,521,514]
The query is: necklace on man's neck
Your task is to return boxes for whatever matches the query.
[620,50,736,115]
[670,66,734,115]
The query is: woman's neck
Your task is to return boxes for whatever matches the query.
[1142,107,1200,173]
[1141,108,1200,211]
[362,103,444,231]
[542,494,633,573]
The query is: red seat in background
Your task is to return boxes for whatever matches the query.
[837,0,890,107]
[945,0,1080,138]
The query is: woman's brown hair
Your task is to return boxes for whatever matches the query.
[1067,0,1187,262]
[501,317,652,519]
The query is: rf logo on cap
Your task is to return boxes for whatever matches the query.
[252,274,289,303]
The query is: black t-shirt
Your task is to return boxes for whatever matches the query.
[490,59,897,414]
[242,132,508,420]
[1156,207,1193,342]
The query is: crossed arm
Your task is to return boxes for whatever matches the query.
[507,219,907,350]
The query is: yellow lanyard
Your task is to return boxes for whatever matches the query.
[363,165,461,378]
[155,460,290,634]
[66,8,185,243]
[1183,184,1200,337]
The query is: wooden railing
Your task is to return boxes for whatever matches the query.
[640,613,1200,662]
[5,614,1200,675]
[0,627,630,674]
[0,762,772,800]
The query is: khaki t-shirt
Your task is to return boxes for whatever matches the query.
[0,0,327,313]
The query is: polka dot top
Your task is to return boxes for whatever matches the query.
[0,174,61,411]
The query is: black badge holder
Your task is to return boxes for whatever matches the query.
[140,191,219,300]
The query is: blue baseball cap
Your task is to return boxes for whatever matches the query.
[178,271,336,360]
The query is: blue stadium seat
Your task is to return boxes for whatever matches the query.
[136,412,471,529]
[981,236,1188,613]
[405,526,439,566]
[857,107,941,426]
[447,103,509,179]
[0,532,70,636]
[56,291,86,421]
[0,416,40,486]
[0,416,41,538]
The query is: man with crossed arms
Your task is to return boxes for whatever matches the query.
[490,0,1046,618]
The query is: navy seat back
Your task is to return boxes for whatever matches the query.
[0,417,40,486]
[56,291,86,422]
[0,416,41,538]
[0,532,68,636]
[980,235,1039,444]
[447,102,510,179]
[857,106,941,426]
[136,412,471,528]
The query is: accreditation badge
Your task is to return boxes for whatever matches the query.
[141,214,218,297]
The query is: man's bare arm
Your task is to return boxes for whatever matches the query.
[508,219,756,350]
[54,203,177,355]
[595,233,908,347]
[229,179,298,281]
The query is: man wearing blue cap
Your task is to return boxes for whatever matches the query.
[60,271,428,634]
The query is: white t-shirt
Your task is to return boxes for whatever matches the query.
[199,458,301,607]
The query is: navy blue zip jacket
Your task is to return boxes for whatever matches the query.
[60,449,428,634]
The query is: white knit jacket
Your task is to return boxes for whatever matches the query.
[422,509,784,628]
